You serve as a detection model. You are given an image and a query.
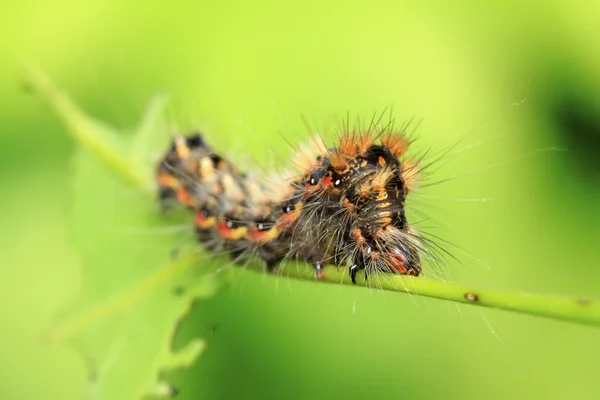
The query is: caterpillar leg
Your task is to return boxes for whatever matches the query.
[266,260,279,275]
[314,262,326,280]
[364,267,370,283]
[349,251,369,284]
[158,187,177,210]
[349,264,361,284]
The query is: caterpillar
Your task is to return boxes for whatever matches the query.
[156,121,429,284]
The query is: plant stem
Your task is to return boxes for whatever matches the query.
[27,66,600,329]
[272,264,600,327]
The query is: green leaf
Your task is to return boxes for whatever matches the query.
[132,94,170,162]
[38,85,229,399]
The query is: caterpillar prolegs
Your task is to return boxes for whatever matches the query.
[156,124,428,284]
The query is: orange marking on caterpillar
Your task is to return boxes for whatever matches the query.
[195,210,216,229]
[376,190,388,201]
[277,202,302,230]
[176,187,193,206]
[321,175,333,191]
[387,249,408,274]
[248,226,279,244]
[216,220,248,240]
[157,173,180,188]
[342,197,355,214]
[351,227,366,246]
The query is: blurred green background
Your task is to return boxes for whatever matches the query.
[2,1,600,399]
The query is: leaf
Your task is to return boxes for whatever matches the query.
[132,94,170,162]
[39,86,229,399]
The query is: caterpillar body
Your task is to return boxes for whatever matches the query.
[156,124,428,284]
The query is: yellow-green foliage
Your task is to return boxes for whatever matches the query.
[3,2,600,399]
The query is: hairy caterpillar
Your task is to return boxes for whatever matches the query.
[156,121,429,284]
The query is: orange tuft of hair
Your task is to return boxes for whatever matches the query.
[329,151,351,172]
[381,132,410,158]
[337,131,376,158]
[401,158,420,192]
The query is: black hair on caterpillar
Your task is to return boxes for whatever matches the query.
[156,122,429,284]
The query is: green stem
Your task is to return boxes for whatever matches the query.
[27,66,600,329]
[274,264,600,327]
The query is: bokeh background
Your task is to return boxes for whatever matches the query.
[2,1,600,399]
